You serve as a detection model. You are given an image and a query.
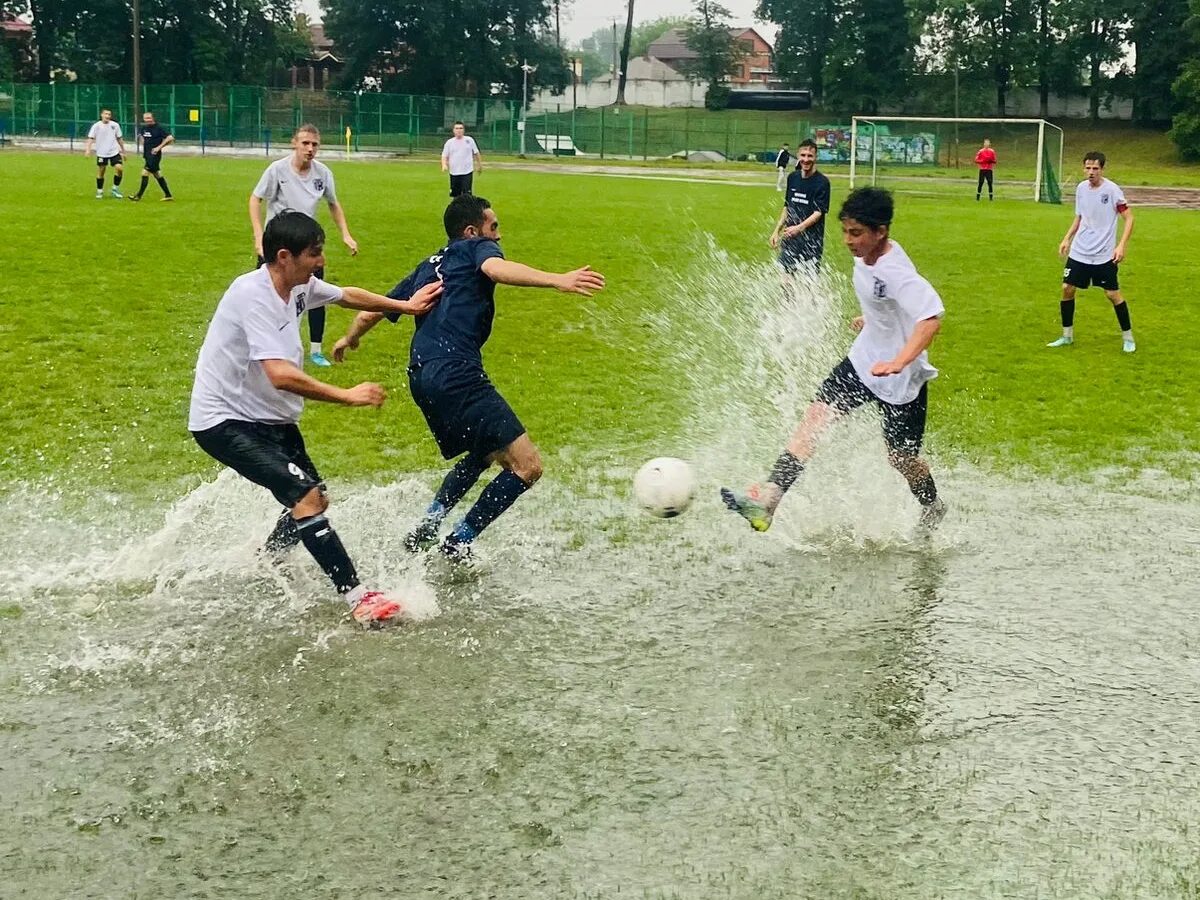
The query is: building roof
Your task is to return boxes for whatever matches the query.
[647,26,773,61]
[2,16,33,35]
[592,55,691,84]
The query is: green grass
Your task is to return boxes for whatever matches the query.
[1,150,1196,501]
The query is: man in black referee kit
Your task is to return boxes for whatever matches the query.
[188,211,442,627]
[129,111,175,202]
[332,194,605,563]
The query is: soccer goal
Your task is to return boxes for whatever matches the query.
[848,116,1065,203]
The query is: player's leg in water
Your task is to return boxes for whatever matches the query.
[404,451,491,552]
[439,434,540,561]
[882,386,945,528]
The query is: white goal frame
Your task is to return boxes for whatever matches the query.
[849,116,1065,202]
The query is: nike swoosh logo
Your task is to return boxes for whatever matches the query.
[278,323,288,331]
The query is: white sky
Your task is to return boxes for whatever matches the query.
[299,0,777,47]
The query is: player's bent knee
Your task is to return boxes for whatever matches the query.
[292,486,327,518]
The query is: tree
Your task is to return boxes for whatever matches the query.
[823,0,914,112]
[681,0,744,109]
[616,0,634,104]
[1169,0,1200,156]
[757,0,838,100]
[1129,0,1190,122]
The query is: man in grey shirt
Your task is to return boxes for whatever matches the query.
[249,123,359,367]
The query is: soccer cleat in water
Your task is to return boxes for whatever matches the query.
[111,187,123,199]
[403,518,440,553]
[351,590,405,628]
[720,485,773,532]
[1046,336,1074,348]
[918,498,947,529]
[309,351,332,367]
[438,536,474,566]
[1123,339,1136,354]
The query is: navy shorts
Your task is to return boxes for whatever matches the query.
[142,154,162,173]
[192,420,323,508]
[779,238,823,274]
[97,154,123,166]
[814,357,928,456]
[408,358,525,460]
[1063,257,1119,291]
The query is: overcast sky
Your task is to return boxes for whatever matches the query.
[299,0,778,46]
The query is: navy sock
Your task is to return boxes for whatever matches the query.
[157,176,172,197]
[910,472,939,506]
[263,509,301,553]
[308,305,326,344]
[96,177,103,190]
[297,514,360,594]
[433,453,490,515]
[1060,299,1076,328]
[137,175,149,197]
[1114,301,1131,332]
[767,450,804,494]
[449,470,532,543]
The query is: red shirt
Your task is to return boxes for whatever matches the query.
[975,147,997,170]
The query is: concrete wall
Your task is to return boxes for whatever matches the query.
[531,78,708,111]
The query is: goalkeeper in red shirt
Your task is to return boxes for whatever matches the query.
[975,139,996,201]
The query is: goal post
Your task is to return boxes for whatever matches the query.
[848,116,1064,203]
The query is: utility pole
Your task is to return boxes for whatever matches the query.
[611,20,617,77]
[519,60,537,156]
[131,0,141,141]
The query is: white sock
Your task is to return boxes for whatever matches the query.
[1063,326,1074,339]
[310,342,322,355]
[344,585,366,607]
[1122,330,1133,341]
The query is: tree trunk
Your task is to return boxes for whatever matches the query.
[1089,21,1102,122]
[616,0,635,105]
[1038,0,1050,117]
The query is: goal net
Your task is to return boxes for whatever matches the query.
[847,116,1064,203]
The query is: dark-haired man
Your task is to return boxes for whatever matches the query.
[723,187,947,531]
[769,138,831,273]
[189,211,442,626]
[128,111,174,201]
[333,194,605,561]
[1047,151,1136,353]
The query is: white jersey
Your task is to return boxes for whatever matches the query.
[848,240,945,405]
[1070,177,1127,265]
[441,136,479,175]
[188,268,344,431]
[252,157,338,224]
[88,120,123,157]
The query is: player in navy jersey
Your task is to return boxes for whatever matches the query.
[332,194,605,562]
[128,111,174,201]
[769,139,831,273]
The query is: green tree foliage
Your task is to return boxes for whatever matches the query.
[574,16,687,83]
[680,0,744,109]
[1169,0,1200,156]
[1129,0,1190,122]
[756,0,837,100]
[823,0,913,112]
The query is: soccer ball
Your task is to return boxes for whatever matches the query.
[633,457,695,518]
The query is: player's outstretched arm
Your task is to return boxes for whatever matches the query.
[338,282,442,316]
[260,358,385,407]
[871,317,941,376]
[333,312,385,362]
[480,258,606,296]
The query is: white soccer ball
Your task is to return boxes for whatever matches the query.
[633,457,696,518]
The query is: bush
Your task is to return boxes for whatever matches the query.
[1169,62,1200,161]
[704,83,731,111]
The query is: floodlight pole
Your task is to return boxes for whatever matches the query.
[519,60,537,157]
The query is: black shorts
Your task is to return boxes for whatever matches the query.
[142,154,162,173]
[779,238,823,274]
[408,358,525,460]
[814,357,928,456]
[449,173,473,197]
[97,154,123,166]
[192,420,323,508]
[1063,257,1119,291]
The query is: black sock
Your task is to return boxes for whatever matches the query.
[434,453,490,512]
[137,175,149,197]
[263,509,301,553]
[450,470,532,543]
[308,305,326,344]
[1114,301,1132,332]
[910,472,939,506]
[96,177,103,190]
[297,514,360,594]
[767,450,804,494]
[113,173,122,186]
[1060,299,1076,328]
[156,175,171,197]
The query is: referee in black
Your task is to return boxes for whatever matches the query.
[129,111,175,202]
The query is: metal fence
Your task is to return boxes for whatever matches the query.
[0,82,822,161]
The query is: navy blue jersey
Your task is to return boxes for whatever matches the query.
[783,170,832,258]
[139,124,170,159]
[388,238,505,366]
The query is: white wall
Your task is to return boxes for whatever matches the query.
[530,78,709,111]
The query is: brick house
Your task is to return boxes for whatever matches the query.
[645,26,777,87]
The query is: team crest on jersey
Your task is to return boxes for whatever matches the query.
[295,291,307,316]
[1101,194,1110,205]
[313,178,325,192]
[872,277,888,299]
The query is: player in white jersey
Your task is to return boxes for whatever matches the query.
[1047,151,1136,353]
[189,211,442,627]
[441,121,482,197]
[722,187,947,531]
[84,108,126,199]
[249,124,358,368]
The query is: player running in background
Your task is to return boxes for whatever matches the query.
[332,194,605,563]
[769,138,831,273]
[974,138,996,201]
[723,187,947,532]
[84,109,126,199]
[128,111,174,202]
[250,124,358,368]
[1047,151,1136,353]
[189,212,441,627]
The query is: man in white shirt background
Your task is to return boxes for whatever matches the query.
[441,121,482,197]
[84,108,126,199]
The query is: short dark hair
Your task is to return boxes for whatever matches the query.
[444,194,491,239]
[453,120,465,127]
[263,211,325,265]
[838,187,893,229]
[1083,150,1106,167]
[798,138,818,152]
